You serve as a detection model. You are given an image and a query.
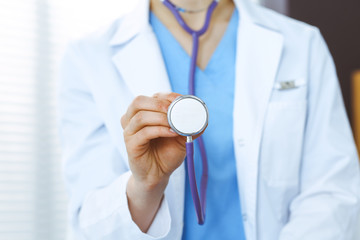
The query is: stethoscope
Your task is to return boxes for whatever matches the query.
[162,0,220,225]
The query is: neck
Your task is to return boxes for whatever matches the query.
[151,0,233,30]
[170,0,214,11]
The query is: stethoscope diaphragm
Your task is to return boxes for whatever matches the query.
[167,95,208,137]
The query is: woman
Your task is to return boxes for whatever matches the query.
[58,0,360,239]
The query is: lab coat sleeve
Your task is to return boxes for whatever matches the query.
[278,28,360,239]
[58,42,172,240]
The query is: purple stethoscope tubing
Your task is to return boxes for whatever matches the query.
[162,0,219,225]
[162,0,219,93]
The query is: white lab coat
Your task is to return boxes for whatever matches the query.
[58,0,360,239]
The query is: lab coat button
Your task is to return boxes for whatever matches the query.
[237,139,245,147]
[242,213,248,221]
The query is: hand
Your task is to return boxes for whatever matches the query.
[121,92,186,190]
[122,92,206,232]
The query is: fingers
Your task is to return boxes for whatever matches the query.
[131,126,178,146]
[121,95,169,129]
[152,92,182,102]
[121,93,182,129]
[124,111,169,136]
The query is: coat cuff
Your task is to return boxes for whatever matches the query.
[146,195,171,237]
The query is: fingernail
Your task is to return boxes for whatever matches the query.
[169,128,175,133]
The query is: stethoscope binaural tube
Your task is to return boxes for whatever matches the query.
[162,0,219,225]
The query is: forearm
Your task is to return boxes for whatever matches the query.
[126,174,169,233]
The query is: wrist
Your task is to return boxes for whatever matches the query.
[126,175,168,233]
[132,174,169,193]
[127,175,169,202]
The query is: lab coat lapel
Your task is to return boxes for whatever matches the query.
[233,15,284,238]
[111,29,172,97]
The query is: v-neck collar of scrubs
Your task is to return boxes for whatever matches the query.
[150,8,237,74]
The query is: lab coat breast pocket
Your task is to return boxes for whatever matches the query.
[259,81,308,223]
[260,81,307,186]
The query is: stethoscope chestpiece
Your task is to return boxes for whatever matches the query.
[167,95,208,141]
[167,95,209,225]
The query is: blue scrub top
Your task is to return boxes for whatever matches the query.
[150,8,246,240]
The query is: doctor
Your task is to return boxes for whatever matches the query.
[58,0,360,239]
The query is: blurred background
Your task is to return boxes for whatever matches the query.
[0,0,359,239]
